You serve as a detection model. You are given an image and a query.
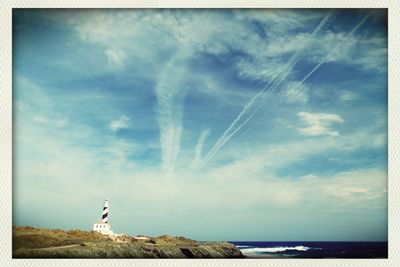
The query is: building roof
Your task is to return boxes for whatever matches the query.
[95,220,108,224]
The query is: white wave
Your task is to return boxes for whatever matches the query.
[235,245,254,248]
[240,246,311,254]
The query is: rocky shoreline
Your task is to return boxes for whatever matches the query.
[13,226,244,258]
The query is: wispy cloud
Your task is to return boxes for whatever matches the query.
[109,115,130,133]
[104,48,126,69]
[198,11,334,169]
[340,91,360,102]
[284,82,309,104]
[297,112,344,137]
[233,13,373,145]
[32,114,69,128]
[155,55,188,174]
[191,129,211,169]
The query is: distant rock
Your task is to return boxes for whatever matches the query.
[12,226,244,258]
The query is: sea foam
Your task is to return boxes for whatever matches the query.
[240,246,311,254]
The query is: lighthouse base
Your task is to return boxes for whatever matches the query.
[93,221,114,236]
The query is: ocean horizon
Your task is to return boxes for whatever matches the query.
[230,241,388,258]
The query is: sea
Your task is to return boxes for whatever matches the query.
[230,241,388,258]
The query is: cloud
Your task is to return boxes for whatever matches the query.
[32,115,69,127]
[305,18,386,73]
[232,9,324,35]
[300,168,387,208]
[197,12,335,169]
[104,48,126,69]
[13,73,387,240]
[284,82,309,104]
[191,129,211,169]
[155,55,188,174]
[49,9,386,81]
[339,91,359,102]
[297,112,344,137]
[109,115,130,133]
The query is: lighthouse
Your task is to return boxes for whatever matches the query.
[93,198,114,236]
[102,198,109,223]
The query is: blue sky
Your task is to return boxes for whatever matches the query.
[12,9,387,241]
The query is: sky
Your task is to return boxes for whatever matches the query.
[12,9,388,241]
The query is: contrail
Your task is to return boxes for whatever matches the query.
[155,55,187,174]
[197,12,334,169]
[191,129,211,169]
[235,13,372,143]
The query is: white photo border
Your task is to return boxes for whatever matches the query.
[1,1,398,266]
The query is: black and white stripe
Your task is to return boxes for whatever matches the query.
[101,198,109,223]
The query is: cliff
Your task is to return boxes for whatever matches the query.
[12,226,244,258]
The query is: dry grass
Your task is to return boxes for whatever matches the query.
[13,226,109,250]
[12,225,243,258]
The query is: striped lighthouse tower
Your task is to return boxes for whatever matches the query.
[102,198,109,223]
[93,198,114,235]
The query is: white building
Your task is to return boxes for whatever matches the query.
[133,236,150,242]
[93,220,115,235]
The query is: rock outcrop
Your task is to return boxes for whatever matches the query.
[13,226,244,258]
